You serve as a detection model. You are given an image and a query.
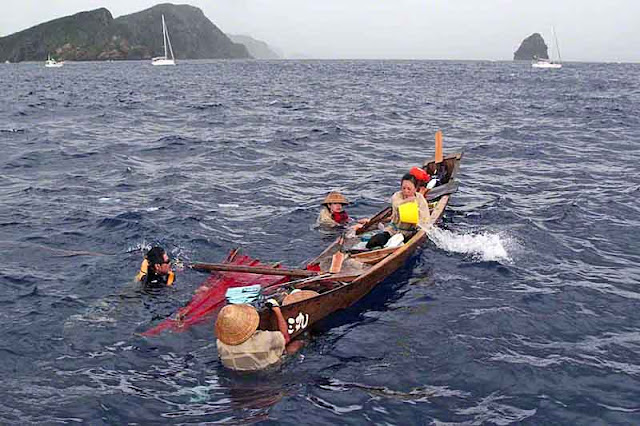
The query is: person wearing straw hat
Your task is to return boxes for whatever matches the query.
[215,300,304,372]
[317,191,351,227]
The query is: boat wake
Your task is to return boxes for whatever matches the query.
[426,227,514,263]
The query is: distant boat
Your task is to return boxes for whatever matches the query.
[532,27,562,69]
[532,57,562,69]
[45,54,64,68]
[151,15,176,66]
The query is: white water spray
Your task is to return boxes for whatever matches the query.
[426,227,513,263]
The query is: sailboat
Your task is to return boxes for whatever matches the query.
[45,54,64,68]
[532,27,562,69]
[151,14,176,66]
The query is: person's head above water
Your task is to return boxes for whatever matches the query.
[400,173,418,199]
[146,246,171,276]
[323,191,348,213]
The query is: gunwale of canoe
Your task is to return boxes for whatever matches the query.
[258,152,462,337]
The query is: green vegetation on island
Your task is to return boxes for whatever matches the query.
[0,3,251,62]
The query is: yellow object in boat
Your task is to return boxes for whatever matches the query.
[398,201,419,224]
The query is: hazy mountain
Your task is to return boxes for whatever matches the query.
[228,34,281,59]
[0,3,250,62]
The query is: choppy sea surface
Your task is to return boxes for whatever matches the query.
[1,59,639,424]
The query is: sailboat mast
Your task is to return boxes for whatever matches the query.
[552,26,562,62]
[166,20,175,60]
[162,14,168,59]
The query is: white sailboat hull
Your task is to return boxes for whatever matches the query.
[45,60,64,68]
[532,61,562,69]
[151,57,175,66]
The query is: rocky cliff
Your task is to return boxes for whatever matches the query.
[0,3,250,62]
[228,34,281,59]
[513,33,549,60]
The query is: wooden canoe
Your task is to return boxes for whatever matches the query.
[258,152,463,339]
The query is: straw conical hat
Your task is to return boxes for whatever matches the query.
[215,304,260,345]
[283,290,319,305]
[323,192,348,205]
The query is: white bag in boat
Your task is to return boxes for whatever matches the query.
[384,233,404,248]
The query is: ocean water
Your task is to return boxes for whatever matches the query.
[1,59,639,424]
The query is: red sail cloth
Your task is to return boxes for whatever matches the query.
[142,252,290,336]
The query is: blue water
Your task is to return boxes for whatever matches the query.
[1,60,639,424]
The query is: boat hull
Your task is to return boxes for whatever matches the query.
[259,153,463,339]
[532,61,562,69]
[152,58,176,66]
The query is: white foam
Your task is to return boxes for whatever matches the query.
[126,241,152,254]
[427,227,514,263]
[98,197,121,203]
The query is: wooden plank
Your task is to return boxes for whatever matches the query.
[435,130,443,163]
[191,262,317,277]
[356,207,392,235]
[329,251,345,274]
[349,246,399,263]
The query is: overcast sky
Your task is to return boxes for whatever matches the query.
[1,0,638,62]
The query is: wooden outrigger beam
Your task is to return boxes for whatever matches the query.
[191,262,318,278]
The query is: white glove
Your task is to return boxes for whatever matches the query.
[266,298,280,308]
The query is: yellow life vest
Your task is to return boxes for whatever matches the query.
[135,259,175,286]
[135,259,148,282]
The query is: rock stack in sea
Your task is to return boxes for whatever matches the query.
[513,33,549,60]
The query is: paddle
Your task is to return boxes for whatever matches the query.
[190,262,319,277]
[355,206,392,235]
[329,251,345,273]
[435,130,443,164]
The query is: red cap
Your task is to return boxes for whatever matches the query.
[410,166,428,181]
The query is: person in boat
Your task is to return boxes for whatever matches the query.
[317,191,351,227]
[425,162,448,189]
[215,295,309,372]
[366,173,430,249]
[409,166,430,197]
[135,246,175,287]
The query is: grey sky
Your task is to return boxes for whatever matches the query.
[1,0,638,62]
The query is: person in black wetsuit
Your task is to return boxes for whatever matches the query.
[135,246,175,287]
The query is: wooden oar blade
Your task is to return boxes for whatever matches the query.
[329,251,345,274]
[435,130,443,163]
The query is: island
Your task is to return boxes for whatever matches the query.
[0,4,252,62]
[513,33,549,61]
[228,34,281,59]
